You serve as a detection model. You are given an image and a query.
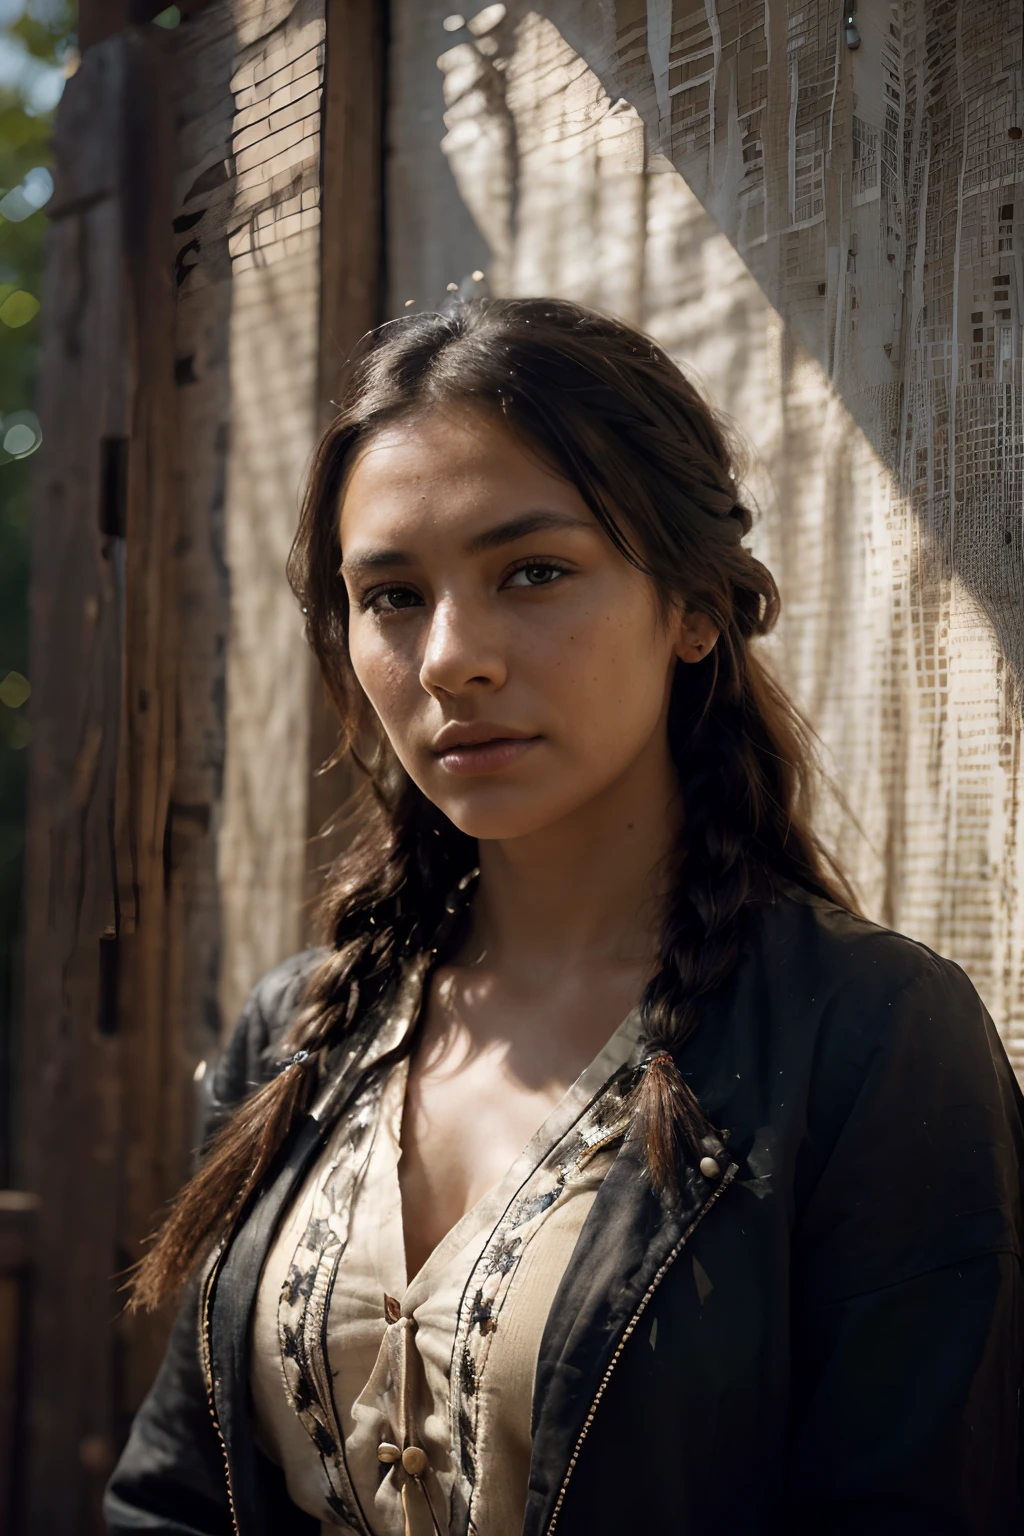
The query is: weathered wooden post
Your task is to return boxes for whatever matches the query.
[19,1,384,1527]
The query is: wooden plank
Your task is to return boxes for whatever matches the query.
[109,29,184,1420]
[318,0,385,414]
[20,23,193,1526]
[21,37,146,1532]
[0,1193,38,1535]
[157,0,245,1240]
[214,0,326,1026]
[306,0,386,881]
[21,4,388,1525]
[76,0,130,51]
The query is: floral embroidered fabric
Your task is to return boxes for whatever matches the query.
[250,968,643,1536]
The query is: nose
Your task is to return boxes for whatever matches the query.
[419,595,507,700]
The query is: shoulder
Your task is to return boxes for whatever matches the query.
[745,883,1000,1081]
[715,883,1022,1176]
[736,886,1023,1241]
[203,948,327,1137]
[743,889,1024,1283]
[750,881,968,1005]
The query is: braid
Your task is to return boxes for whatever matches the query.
[632,596,853,1196]
[130,777,475,1311]
[632,653,759,1191]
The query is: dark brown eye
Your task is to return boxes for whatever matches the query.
[506,562,568,588]
[365,586,423,613]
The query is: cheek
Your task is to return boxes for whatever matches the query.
[533,591,672,734]
[347,623,415,721]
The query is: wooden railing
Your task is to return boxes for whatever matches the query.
[0,1193,38,1535]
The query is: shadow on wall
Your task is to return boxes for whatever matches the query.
[388,0,1024,1069]
[434,0,1024,690]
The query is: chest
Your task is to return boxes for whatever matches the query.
[246,1053,638,1536]
[398,1049,570,1274]
[398,972,644,1276]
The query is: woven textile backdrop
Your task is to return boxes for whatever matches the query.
[389,0,1024,1079]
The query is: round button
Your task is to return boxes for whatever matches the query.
[402,1446,428,1476]
[377,1442,401,1464]
[699,1156,720,1179]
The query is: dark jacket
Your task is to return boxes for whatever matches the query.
[105,887,1024,1534]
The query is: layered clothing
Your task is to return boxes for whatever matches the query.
[106,887,1024,1535]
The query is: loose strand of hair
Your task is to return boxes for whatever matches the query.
[128,1057,318,1313]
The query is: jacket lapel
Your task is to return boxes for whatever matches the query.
[525,1134,737,1536]
[204,956,431,1533]
[207,1115,327,1535]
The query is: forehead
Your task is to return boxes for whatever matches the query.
[338,406,590,545]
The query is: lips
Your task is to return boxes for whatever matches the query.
[431,723,541,776]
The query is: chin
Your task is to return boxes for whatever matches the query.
[427,785,572,843]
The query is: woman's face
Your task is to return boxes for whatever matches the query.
[338,405,715,842]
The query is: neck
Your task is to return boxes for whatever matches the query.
[466,734,680,993]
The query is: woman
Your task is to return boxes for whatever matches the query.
[106,298,1023,1535]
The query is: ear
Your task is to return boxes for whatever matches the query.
[673,607,720,665]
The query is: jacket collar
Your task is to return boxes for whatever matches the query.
[524,1132,737,1536]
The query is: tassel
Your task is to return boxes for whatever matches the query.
[630,1048,711,1198]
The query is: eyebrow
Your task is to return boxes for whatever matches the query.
[340,510,591,575]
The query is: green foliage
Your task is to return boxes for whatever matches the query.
[0,0,76,1180]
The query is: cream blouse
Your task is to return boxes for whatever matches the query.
[250,986,642,1536]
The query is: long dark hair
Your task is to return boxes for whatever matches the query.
[131,297,854,1310]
